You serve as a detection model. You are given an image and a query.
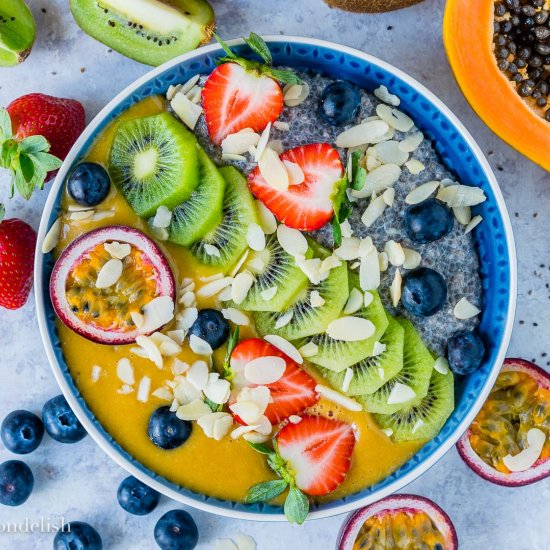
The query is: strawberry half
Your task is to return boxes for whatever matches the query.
[230,338,319,425]
[276,415,356,496]
[248,143,344,231]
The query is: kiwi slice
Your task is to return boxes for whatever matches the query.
[253,247,349,340]
[190,166,257,272]
[0,0,35,67]
[358,318,434,414]
[237,236,311,312]
[373,368,455,442]
[317,315,405,396]
[167,147,225,247]
[69,0,215,67]
[110,112,199,218]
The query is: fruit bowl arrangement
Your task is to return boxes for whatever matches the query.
[34,36,517,521]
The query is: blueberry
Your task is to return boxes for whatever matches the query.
[53,521,102,550]
[318,81,361,126]
[403,199,454,244]
[154,509,199,550]
[401,267,447,317]
[148,407,192,450]
[117,475,160,516]
[67,162,111,207]
[188,309,229,350]
[1,410,44,454]
[42,395,87,444]
[0,460,34,506]
[447,330,485,375]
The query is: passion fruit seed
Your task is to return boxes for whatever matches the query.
[469,369,550,473]
[493,0,550,121]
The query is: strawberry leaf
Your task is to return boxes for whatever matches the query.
[0,109,12,142]
[267,68,303,85]
[29,152,62,172]
[19,135,50,154]
[222,325,240,378]
[245,479,288,503]
[19,153,35,183]
[243,32,272,65]
[247,441,272,455]
[214,33,238,60]
[284,486,309,525]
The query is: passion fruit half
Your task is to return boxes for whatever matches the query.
[337,494,458,550]
[457,358,550,487]
[50,225,175,345]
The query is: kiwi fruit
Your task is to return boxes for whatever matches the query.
[190,166,257,272]
[0,0,35,67]
[237,236,311,312]
[373,368,455,442]
[70,0,215,67]
[167,147,225,247]
[317,315,404,396]
[358,318,434,414]
[110,112,199,218]
[324,0,424,13]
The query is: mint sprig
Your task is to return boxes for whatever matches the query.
[331,176,354,247]
[222,325,239,380]
[246,440,310,524]
[0,108,62,200]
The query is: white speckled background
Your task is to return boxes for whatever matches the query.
[0,0,549,548]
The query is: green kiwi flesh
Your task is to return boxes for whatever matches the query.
[317,315,404,396]
[373,367,455,442]
[358,318,434,414]
[167,147,225,247]
[69,0,215,66]
[189,166,257,272]
[109,112,199,218]
[0,0,35,67]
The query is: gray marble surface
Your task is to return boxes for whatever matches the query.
[0,0,549,548]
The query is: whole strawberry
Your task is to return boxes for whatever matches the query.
[0,209,37,310]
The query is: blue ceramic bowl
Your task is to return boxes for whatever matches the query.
[35,37,516,521]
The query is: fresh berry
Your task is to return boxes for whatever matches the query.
[67,162,111,206]
[0,460,34,506]
[401,267,447,317]
[277,415,355,496]
[230,338,319,425]
[188,309,229,350]
[148,407,192,450]
[447,330,485,375]
[154,509,199,550]
[248,143,344,231]
[42,395,87,444]
[1,410,44,454]
[318,81,361,126]
[403,199,454,244]
[117,475,160,516]
[53,521,102,550]
[0,216,37,310]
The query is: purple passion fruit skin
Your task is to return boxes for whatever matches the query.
[50,225,175,345]
[457,358,550,487]
[337,494,458,550]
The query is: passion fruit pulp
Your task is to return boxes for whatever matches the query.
[50,225,175,345]
[457,358,550,487]
[337,494,458,550]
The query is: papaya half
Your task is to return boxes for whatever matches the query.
[324,0,424,13]
[444,0,550,171]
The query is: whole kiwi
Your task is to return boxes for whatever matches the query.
[324,0,424,13]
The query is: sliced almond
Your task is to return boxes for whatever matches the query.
[437,185,486,207]
[315,384,362,411]
[230,249,251,277]
[264,334,303,364]
[95,259,123,289]
[453,206,472,225]
[296,257,323,284]
[374,140,409,166]
[152,205,172,228]
[69,209,95,221]
[189,334,213,356]
[229,401,262,425]
[255,200,277,235]
[364,291,374,307]
[341,368,354,393]
[137,376,151,403]
[503,428,546,472]
[176,399,212,421]
[412,418,424,434]
[212,414,234,440]
[274,309,293,329]
[104,241,131,260]
[135,335,163,369]
[91,365,102,383]
[276,224,308,256]
[203,243,221,257]
[254,121,272,162]
[221,153,247,162]
[267,139,284,154]
[336,120,389,148]
[390,269,402,307]
[258,146,289,191]
[203,375,231,404]
[340,219,353,238]
[382,187,396,207]
[288,415,302,424]
[283,82,310,107]
[404,159,425,174]
[326,316,375,341]
[399,131,424,152]
[343,287,363,314]
[309,289,325,308]
[152,387,173,401]
[179,290,196,308]
[353,164,401,199]
[176,307,198,330]
[298,341,318,358]
[378,251,389,272]
[453,297,481,320]
[387,382,416,405]
[221,128,261,155]
[465,215,483,234]
[372,341,387,356]
[171,91,202,130]
[359,248,381,291]
[139,296,174,334]
[42,217,61,254]
[361,195,387,228]
[434,356,450,375]
[374,85,401,106]
[244,356,286,385]
[246,222,266,252]
[274,121,290,131]
[221,307,250,326]
[260,286,278,301]
[283,160,305,185]
[385,240,405,267]
[334,237,361,260]
[402,248,422,270]
[231,271,255,304]
[376,104,414,132]
[405,181,440,204]
[186,360,209,391]
[116,358,134,385]
[197,276,233,298]
[320,255,342,274]
[118,384,133,395]
[238,386,271,415]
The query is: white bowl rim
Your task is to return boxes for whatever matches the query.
[34,35,517,522]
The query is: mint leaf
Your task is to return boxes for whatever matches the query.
[268,68,303,85]
[244,32,272,64]
[19,153,35,183]
[0,109,12,142]
[284,486,309,525]
[214,33,237,60]
[247,441,272,455]
[19,135,50,154]
[246,479,288,503]
[222,325,239,378]
[353,166,367,191]
[331,217,342,247]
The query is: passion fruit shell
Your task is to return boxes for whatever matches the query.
[50,225,175,345]
[337,494,458,550]
[457,358,550,487]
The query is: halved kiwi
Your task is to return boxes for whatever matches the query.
[70,0,215,66]
[317,315,404,396]
[373,368,455,442]
[190,166,257,272]
[109,112,199,218]
[167,147,225,247]
[358,318,434,414]
[0,0,35,67]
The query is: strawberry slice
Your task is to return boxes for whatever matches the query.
[248,143,344,231]
[230,338,319,425]
[276,415,356,496]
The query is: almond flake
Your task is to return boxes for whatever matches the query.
[404,159,425,174]
[260,286,278,301]
[403,248,422,270]
[171,91,202,130]
[130,311,144,329]
[152,387,173,401]
[95,259,123,289]
[42,217,61,254]
[238,386,271,414]
[453,206,472,225]
[374,141,409,166]
[171,359,190,375]
[274,121,290,131]
[245,257,266,274]
[336,120,390,148]
[315,384,362,411]
[254,122,272,162]
[344,287,363,314]
[381,428,393,437]
[268,139,284,154]
[173,377,201,404]
[282,159,305,186]
[198,412,229,440]
[244,356,286,385]
[231,271,255,304]
[399,131,424,152]
[361,195,387,227]
[376,104,414,132]
[152,205,172,228]
[139,296,174,334]
[204,375,231,404]
[434,356,450,375]
[176,399,212,421]
[310,290,325,308]
[203,243,221,257]
[382,187,396,207]
[327,316,375,341]
[104,241,131,260]
[135,335,163,368]
[243,432,269,444]
[230,249,251,277]
[385,240,405,267]
[186,360,209,391]
[320,255,342,273]
[185,85,202,104]
[341,368,354,393]
[179,290,196,307]
[341,219,353,238]
[116,358,134,385]
[378,252,389,272]
[390,269,402,307]
[372,341,387,356]
[197,277,233,298]
[411,419,424,434]
[288,415,302,424]
[230,424,259,439]
[353,164,401,199]
[374,85,401,106]
[258,147,289,191]
[364,291,374,307]
[118,384,133,395]
[276,224,308,256]
[222,128,261,155]
[69,209,95,221]
[189,334,213,356]
[166,84,181,101]
[264,334,303,364]
[503,428,546,472]
[298,342,318,357]
[221,307,250,326]
[437,185,486,207]
[283,83,302,101]
[221,153,247,162]
[465,215,483,234]
[454,297,481,320]
[387,382,416,405]
[255,201,277,235]
[137,376,151,403]
[405,181,440,204]
[360,248,381,291]
[274,309,294,329]
[246,223,266,252]
[229,401,262,425]
[335,237,361,260]
[296,257,323,284]
[91,365,102,383]
[283,82,310,107]
[218,286,233,301]
[176,307,198,330]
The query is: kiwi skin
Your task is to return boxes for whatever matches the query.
[0,0,36,67]
[324,0,423,13]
